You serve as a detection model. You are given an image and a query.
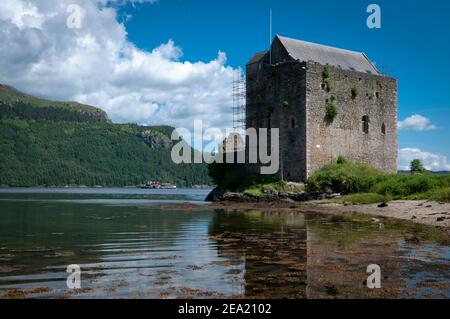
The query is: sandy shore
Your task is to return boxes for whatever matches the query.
[153,200,450,228]
[316,200,450,228]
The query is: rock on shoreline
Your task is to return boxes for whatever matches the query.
[205,187,340,203]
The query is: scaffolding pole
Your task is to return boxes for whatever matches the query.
[232,69,246,137]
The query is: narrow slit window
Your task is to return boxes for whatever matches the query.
[362,116,370,134]
[291,117,296,128]
[381,123,386,134]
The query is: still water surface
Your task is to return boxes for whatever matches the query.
[0,188,448,299]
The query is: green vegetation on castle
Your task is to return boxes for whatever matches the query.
[325,99,338,122]
[322,67,331,79]
[351,86,359,100]
[321,67,332,92]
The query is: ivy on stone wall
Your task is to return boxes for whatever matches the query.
[325,96,338,122]
[322,67,331,79]
[322,67,332,92]
[351,86,359,100]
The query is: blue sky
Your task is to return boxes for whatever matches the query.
[1,0,449,170]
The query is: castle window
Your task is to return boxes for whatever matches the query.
[381,123,386,135]
[291,117,296,128]
[375,92,380,99]
[362,116,370,134]
[321,83,326,90]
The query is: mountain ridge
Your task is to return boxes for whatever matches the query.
[0,84,110,123]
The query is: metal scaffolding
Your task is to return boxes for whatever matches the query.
[232,69,246,136]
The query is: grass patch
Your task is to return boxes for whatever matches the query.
[406,187,450,202]
[371,175,439,198]
[435,187,450,202]
[340,193,387,205]
[243,181,287,197]
[307,158,450,203]
[262,182,286,193]
[306,160,386,194]
[244,187,263,197]
[310,193,388,206]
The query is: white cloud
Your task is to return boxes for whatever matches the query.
[398,148,450,171]
[398,114,437,131]
[0,0,237,133]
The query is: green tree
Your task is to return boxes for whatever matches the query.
[410,159,425,174]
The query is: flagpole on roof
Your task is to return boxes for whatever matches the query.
[269,8,272,65]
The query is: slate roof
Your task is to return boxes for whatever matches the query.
[247,51,268,65]
[276,35,379,75]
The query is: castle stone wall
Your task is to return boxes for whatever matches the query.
[269,62,308,181]
[305,62,398,178]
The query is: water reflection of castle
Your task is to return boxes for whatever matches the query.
[208,210,407,299]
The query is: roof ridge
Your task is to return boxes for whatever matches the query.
[276,35,366,56]
[361,52,380,74]
[274,35,379,75]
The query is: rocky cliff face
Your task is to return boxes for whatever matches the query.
[137,130,174,149]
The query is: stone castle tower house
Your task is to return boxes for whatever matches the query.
[246,35,398,182]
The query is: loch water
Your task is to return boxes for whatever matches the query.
[0,188,448,299]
